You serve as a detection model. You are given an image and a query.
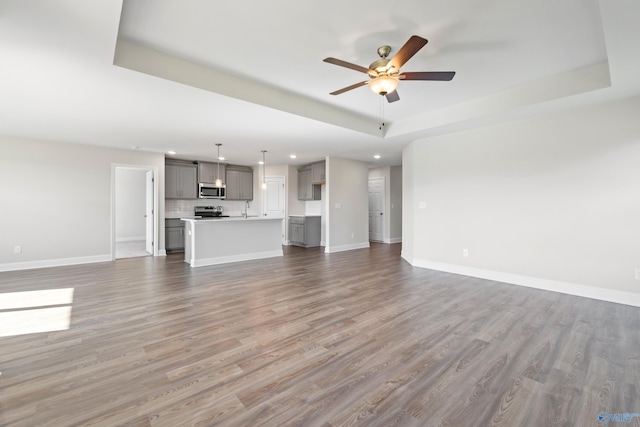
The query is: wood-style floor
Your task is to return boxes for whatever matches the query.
[1,243,639,426]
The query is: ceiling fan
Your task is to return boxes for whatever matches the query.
[323,35,455,103]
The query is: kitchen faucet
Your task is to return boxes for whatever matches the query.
[243,200,249,217]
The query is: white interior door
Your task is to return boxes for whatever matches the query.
[145,170,154,254]
[368,177,385,242]
[262,176,285,218]
[262,176,285,243]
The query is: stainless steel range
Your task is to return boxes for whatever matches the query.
[194,206,229,218]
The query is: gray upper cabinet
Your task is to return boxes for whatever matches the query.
[298,165,321,200]
[226,166,253,200]
[198,161,225,184]
[297,166,312,200]
[311,161,325,184]
[166,163,197,199]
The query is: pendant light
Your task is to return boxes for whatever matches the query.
[261,150,267,190]
[215,143,223,188]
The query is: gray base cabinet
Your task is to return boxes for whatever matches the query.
[165,218,185,252]
[289,216,321,247]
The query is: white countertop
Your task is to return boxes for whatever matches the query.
[180,216,283,222]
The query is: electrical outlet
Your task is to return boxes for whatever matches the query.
[351,232,354,238]
[419,202,426,209]
[14,245,22,254]
[463,249,469,258]
[635,269,640,280]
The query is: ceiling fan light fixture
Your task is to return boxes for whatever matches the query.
[369,76,399,96]
[325,35,454,102]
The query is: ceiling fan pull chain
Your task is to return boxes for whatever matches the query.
[379,96,385,133]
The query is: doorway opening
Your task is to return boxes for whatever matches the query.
[368,177,385,242]
[114,166,156,259]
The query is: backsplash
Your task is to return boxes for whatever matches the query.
[305,200,322,216]
[165,199,258,218]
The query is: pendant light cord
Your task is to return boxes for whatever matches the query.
[215,143,223,187]
[261,150,267,190]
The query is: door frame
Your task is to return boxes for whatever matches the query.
[112,164,160,260]
[145,170,154,254]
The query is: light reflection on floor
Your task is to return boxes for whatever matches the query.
[0,288,74,337]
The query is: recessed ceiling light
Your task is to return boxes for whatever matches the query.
[374,154,381,159]
[218,156,225,161]
[290,154,297,159]
[167,150,176,155]
[258,160,264,165]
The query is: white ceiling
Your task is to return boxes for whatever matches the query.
[1,0,637,167]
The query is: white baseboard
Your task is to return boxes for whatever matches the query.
[411,258,640,308]
[188,250,283,267]
[115,236,146,243]
[0,254,113,272]
[384,237,402,244]
[324,242,370,254]
[158,250,167,256]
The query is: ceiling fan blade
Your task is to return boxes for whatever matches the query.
[389,35,428,71]
[385,90,400,103]
[329,80,369,95]
[323,57,371,74]
[400,71,456,81]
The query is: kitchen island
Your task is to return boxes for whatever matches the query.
[181,217,283,267]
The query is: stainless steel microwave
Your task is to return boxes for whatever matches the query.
[198,183,226,199]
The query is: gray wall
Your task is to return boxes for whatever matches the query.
[403,94,640,304]
[389,165,403,242]
[325,156,369,252]
[0,136,165,270]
